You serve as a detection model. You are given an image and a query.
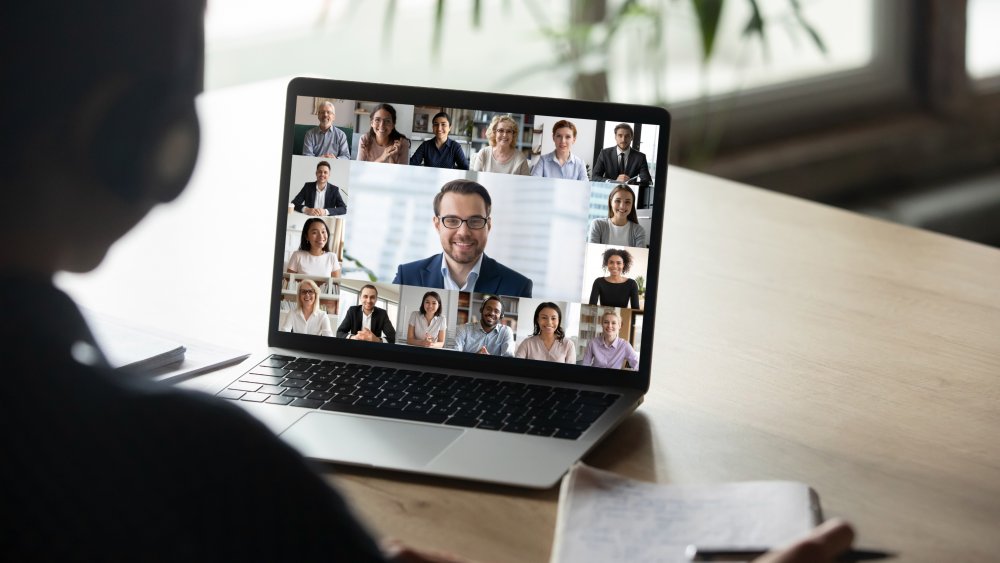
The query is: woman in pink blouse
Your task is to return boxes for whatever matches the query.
[358,103,410,164]
[515,302,577,363]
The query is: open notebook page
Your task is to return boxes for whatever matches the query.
[550,463,822,563]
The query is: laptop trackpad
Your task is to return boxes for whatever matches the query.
[279,412,463,468]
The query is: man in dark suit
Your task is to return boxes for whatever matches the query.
[291,160,347,216]
[592,123,652,197]
[336,284,397,342]
[393,180,533,298]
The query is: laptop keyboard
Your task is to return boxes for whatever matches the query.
[217,355,620,440]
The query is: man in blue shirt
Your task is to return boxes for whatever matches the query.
[452,296,515,356]
[303,101,351,159]
[409,112,469,169]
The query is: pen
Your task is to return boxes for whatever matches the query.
[685,545,895,561]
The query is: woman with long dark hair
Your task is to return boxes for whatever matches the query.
[358,103,410,164]
[515,302,576,363]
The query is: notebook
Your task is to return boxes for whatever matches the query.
[550,463,822,562]
[217,77,670,488]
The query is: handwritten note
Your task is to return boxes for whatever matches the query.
[550,463,821,563]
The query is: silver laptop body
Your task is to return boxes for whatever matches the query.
[218,78,669,488]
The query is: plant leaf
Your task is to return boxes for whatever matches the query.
[789,0,827,54]
[432,0,445,58]
[691,0,725,62]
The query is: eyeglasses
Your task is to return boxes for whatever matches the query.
[438,215,489,229]
[299,289,316,296]
[494,128,515,135]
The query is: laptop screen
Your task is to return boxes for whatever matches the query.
[271,79,668,387]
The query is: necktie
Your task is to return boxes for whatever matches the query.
[619,152,625,175]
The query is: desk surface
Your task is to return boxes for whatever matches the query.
[59,81,1000,563]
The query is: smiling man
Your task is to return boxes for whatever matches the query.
[452,296,515,356]
[336,284,396,343]
[393,179,532,297]
[291,160,347,216]
[302,100,350,158]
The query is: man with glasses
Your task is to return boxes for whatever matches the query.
[303,100,351,159]
[393,180,532,297]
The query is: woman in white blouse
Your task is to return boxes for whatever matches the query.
[406,291,448,348]
[280,279,334,336]
[471,114,530,176]
[287,218,341,278]
[515,302,576,363]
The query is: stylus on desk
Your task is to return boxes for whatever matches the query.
[686,545,895,561]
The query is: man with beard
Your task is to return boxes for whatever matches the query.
[393,179,533,298]
[452,296,515,356]
[302,100,351,158]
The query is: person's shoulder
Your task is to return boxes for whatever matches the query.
[482,254,528,280]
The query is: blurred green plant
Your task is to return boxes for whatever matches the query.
[373,0,827,103]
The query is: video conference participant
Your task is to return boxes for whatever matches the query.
[588,248,640,309]
[471,114,529,175]
[358,103,410,164]
[291,160,347,216]
[515,302,576,363]
[453,296,515,356]
[336,284,396,343]
[592,123,652,188]
[280,279,334,336]
[302,100,351,159]
[406,291,448,348]
[530,120,588,181]
[287,217,341,278]
[393,179,533,298]
[409,112,469,170]
[588,184,647,247]
[582,310,639,370]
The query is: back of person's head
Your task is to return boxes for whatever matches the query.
[2,0,205,272]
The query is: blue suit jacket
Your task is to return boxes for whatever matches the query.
[393,253,533,298]
[291,183,347,216]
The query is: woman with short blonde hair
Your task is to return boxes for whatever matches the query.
[472,114,529,175]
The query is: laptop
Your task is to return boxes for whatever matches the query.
[217,77,670,488]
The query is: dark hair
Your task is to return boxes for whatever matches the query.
[299,218,330,252]
[316,160,331,171]
[480,295,503,315]
[614,123,634,138]
[607,184,639,224]
[602,248,633,273]
[419,291,442,317]
[433,179,492,217]
[364,103,405,145]
[551,120,577,138]
[532,302,565,341]
[4,0,205,188]
[359,284,378,298]
[432,111,451,125]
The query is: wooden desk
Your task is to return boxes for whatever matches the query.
[59,83,1000,563]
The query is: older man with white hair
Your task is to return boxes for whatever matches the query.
[303,100,351,158]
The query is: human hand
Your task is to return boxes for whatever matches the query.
[355,328,377,342]
[323,152,336,158]
[382,538,475,563]
[752,518,855,563]
[615,173,630,182]
[305,207,321,216]
[477,346,489,355]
